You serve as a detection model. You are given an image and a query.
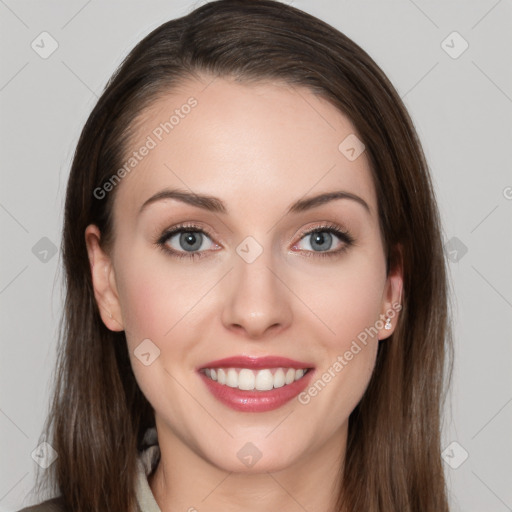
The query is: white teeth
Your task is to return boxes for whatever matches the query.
[285,368,295,384]
[273,368,285,388]
[202,367,309,391]
[226,369,238,388]
[238,369,255,390]
[255,369,274,391]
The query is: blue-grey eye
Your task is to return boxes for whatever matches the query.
[165,230,214,253]
[296,229,345,253]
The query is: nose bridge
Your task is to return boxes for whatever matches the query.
[221,233,292,337]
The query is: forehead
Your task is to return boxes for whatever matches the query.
[113,76,377,223]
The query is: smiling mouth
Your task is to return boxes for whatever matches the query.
[200,367,312,391]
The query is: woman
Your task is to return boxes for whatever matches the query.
[19,0,452,511]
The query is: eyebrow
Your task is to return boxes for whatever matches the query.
[138,188,371,215]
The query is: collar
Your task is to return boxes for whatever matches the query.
[135,427,162,512]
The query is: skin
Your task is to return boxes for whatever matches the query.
[86,76,402,512]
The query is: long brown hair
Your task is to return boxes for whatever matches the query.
[31,1,453,510]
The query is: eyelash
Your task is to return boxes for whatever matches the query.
[155,222,355,261]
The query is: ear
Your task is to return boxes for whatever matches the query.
[85,224,124,331]
[378,246,403,341]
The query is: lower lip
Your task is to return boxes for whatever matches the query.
[198,370,315,412]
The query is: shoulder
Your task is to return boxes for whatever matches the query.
[16,496,68,512]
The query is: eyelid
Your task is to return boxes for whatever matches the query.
[156,221,217,241]
[293,221,354,244]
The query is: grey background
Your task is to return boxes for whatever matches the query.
[1,0,511,510]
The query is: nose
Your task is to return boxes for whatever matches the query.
[221,245,293,340]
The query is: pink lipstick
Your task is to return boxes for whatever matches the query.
[197,356,315,412]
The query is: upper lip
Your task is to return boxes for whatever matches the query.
[197,355,314,371]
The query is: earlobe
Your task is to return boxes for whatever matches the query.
[84,225,124,332]
[378,254,403,341]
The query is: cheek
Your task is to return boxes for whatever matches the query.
[322,291,381,374]
[113,253,206,416]
[304,256,386,348]
[114,250,201,350]
[118,273,172,341]
[297,251,386,408]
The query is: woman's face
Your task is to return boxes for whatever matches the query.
[86,76,402,474]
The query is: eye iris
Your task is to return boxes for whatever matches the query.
[310,231,332,251]
[180,232,202,251]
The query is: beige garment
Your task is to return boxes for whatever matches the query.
[135,427,162,512]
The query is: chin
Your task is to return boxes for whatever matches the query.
[200,435,309,474]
